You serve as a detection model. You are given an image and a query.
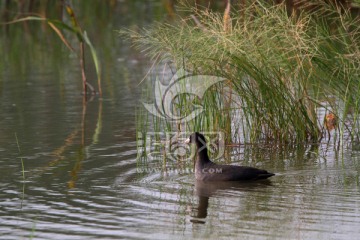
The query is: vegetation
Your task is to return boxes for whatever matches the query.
[15,132,25,208]
[125,0,360,146]
[2,1,102,97]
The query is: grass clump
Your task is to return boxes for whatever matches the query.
[124,0,360,145]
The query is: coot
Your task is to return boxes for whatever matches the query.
[185,132,275,181]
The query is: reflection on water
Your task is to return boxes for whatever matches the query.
[192,180,274,224]
[1,2,360,240]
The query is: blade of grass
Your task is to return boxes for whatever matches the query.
[83,31,102,96]
[15,132,25,209]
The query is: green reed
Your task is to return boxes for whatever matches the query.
[3,3,102,97]
[124,0,360,145]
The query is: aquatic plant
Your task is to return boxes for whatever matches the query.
[15,132,25,208]
[2,2,102,97]
[124,0,360,145]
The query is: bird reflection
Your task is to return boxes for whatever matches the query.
[190,180,273,224]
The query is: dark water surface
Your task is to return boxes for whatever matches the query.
[1,2,360,240]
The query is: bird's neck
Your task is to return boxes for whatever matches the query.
[195,144,211,166]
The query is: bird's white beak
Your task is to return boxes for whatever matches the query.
[184,138,190,144]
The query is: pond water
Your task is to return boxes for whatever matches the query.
[1,2,360,240]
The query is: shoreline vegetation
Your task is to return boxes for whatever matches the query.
[1,0,102,98]
[123,0,360,148]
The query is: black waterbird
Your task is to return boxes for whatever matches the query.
[185,132,275,181]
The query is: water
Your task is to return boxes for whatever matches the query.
[1,2,360,239]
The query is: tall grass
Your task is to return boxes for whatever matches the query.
[124,0,360,145]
